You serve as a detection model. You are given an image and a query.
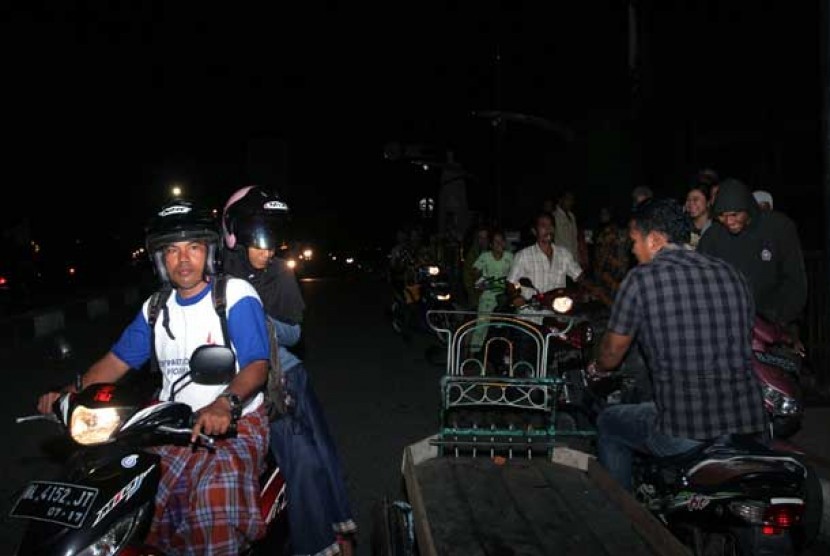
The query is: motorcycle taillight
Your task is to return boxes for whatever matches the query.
[763,503,802,529]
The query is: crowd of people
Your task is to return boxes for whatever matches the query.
[386,168,810,496]
[387,168,807,348]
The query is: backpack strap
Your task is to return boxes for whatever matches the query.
[147,285,173,374]
[211,274,230,347]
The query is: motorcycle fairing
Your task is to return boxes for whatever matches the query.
[15,450,161,556]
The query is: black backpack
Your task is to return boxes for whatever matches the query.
[146,274,286,420]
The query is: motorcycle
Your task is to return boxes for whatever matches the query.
[9,345,288,556]
[751,316,805,439]
[390,262,459,345]
[574,365,823,556]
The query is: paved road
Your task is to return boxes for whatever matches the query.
[0,275,827,555]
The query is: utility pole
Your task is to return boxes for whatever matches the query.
[825,1,830,286]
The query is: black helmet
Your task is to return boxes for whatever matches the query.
[222,185,290,251]
[145,198,221,283]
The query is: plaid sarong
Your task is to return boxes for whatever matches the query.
[145,405,269,556]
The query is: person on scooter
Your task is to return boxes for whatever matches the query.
[589,198,767,491]
[222,185,357,556]
[36,198,272,554]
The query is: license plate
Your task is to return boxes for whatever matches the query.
[9,481,99,529]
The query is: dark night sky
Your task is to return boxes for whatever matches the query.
[5,1,826,254]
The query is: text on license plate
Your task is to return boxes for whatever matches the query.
[9,481,99,529]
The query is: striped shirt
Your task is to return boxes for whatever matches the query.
[607,247,766,439]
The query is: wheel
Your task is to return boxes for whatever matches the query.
[796,459,824,550]
[370,497,416,556]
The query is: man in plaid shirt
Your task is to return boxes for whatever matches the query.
[590,198,766,491]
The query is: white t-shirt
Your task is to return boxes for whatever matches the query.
[112,278,269,415]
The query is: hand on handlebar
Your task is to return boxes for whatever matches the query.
[585,360,612,382]
[191,399,237,444]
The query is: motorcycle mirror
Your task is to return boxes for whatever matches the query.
[189,345,236,385]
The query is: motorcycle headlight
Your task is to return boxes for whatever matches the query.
[427,265,440,276]
[762,384,801,416]
[77,504,148,556]
[70,405,123,445]
[551,296,574,314]
[436,293,451,301]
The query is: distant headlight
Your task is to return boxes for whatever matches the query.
[286,259,298,269]
[436,293,451,301]
[70,406,122,445]
[302,248,313,259]
[551,296,574,314]
[427,266,440,276]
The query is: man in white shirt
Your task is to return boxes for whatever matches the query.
[508,211,584,301]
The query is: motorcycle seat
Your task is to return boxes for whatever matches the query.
[646,433,770,469]
[648,441,713,468]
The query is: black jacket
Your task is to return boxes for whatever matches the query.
[698,179,807,325]
[222,249,306,325]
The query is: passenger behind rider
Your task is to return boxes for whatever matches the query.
[222,186,357,556]
[37,198,272,554]
[697,178,807,349]
[589,198,767,491]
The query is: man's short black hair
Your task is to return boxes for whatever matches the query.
[630,198,692,245]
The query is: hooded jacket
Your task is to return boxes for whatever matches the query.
[698,179,807,325]
[223,248,306,326]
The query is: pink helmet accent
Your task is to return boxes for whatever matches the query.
[222,185,255,249]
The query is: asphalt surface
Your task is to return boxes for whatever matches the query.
[0,275,827,555]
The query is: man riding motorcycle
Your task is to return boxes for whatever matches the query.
[37,199,271,554]
[589,198,767,492]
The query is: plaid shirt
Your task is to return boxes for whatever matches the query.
[607,247,766,439]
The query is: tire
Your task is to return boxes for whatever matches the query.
[370,497,416,556]
[797,460,824,550]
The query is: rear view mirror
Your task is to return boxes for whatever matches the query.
[189,345,236,385]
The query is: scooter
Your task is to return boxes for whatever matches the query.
[581,369,824,556]
[9,345,287,556]
[629,434,823,555]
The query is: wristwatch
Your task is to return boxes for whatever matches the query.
[217,391,243,422]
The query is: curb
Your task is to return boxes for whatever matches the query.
[0,286,143,348]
